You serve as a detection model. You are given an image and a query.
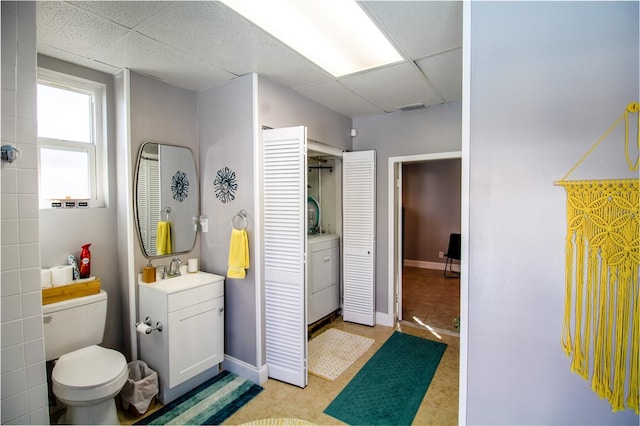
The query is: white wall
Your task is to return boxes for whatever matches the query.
[352,102,462,313]
[1,2,50,424]
[466,2,638,424]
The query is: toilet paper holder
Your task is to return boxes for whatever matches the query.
[136,317,163,334]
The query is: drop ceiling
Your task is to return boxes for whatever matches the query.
[36,1,462,118]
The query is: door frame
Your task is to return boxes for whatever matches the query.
[387,151,462,325]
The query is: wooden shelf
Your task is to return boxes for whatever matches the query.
[42,278,101,305]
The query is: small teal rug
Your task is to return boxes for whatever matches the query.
[324,331,447,425]
[135,370,262,425]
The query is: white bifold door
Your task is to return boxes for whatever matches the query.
[262,127,308,388]
[342,150,376,326]
[262,127,375,387]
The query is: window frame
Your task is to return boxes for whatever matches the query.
[37,68,107,209]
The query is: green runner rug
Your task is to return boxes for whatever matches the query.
[324,331,447,425]
[135,370,262,425]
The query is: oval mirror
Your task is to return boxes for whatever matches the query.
[135,142,199,258]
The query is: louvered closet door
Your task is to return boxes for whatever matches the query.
[342,150,376,326]
[262,127,308,388]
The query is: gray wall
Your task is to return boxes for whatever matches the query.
[198,74,257,366]
[403,159,461,264]
[258,76,352,150]
[352,102,462,314]
[122,71,200,360]
[197,74,353,370]
[1,3,49,423]
[37,55,122,353]
[466,2,638,424]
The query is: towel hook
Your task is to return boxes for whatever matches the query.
[232,209,248,230]
[161,206,172,222]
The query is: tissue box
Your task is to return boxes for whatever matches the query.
[42,278,101,305]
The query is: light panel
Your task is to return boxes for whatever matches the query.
[220,0,403,77]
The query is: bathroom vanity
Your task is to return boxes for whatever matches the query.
[307,234,340,325]
[138,272,224,404]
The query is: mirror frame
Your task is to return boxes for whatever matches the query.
[134,141,200,259]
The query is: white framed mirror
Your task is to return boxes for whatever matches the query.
[134,141,199,258]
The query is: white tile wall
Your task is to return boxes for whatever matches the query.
[1,2,49,424]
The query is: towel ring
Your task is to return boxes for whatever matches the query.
[160,206,172,222]
[232,209,248,230]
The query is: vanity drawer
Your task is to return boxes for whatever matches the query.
[168,282,224,312]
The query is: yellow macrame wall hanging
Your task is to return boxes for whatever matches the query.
[555,102,639,414]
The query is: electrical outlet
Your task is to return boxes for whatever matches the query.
[439,251,444,259]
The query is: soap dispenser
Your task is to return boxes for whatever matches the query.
[143,260,156,283]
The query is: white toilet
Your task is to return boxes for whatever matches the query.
[43,290,128,425]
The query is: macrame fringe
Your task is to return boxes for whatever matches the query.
[558,179,639,414]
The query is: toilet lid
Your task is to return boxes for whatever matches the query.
[52,345,127,389]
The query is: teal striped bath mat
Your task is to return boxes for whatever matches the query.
[135,370,262,425]
[324,331,447,425]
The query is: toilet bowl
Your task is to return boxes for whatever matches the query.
[52,345,128,424]
[43,290,128,425]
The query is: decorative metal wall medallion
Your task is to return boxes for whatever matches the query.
[171,170,189,202]
[214,167,238,204]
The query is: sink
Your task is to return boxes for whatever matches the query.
[138,271,225,294]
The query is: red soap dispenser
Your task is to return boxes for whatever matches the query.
[79,243,91,278]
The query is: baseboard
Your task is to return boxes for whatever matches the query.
[404,259,459,272]
[376,311,394,327]
[222,354,268,385]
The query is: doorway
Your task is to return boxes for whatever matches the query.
[387,152,462,334]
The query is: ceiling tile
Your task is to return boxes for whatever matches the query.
[35,1,463,118]
[135,1,333,89]
[295,81,385,118]
[361,1,463,59]
[94,32,235,91]
[339,62,444,112]
[68,1,171,29]
[36,1,129,59]
[37,47,120,75]
[417,48,462,102]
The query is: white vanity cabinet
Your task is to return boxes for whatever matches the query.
[307,234,340,324]
[138,272,224,404]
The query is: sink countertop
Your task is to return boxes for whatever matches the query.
[138,271,225,294]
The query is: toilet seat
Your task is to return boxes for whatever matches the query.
[52,345,128,404]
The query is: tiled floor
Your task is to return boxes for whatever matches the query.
[224,320,459,425]
[117,266,460,425]
[402,266,460,333]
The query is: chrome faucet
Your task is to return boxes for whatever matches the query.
[168,257,182,277]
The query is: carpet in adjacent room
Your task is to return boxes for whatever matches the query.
[135,370,262,425]
[324,331,447,425]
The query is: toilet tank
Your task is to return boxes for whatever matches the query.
[42,290,108,361]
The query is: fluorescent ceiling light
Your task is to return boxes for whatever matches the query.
[220,0,403,77]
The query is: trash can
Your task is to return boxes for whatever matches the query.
[119,360,159,416]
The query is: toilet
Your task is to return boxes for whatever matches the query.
[43,290,128,425]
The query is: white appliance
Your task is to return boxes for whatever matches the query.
[307,234,340,324]
[43,290,128,425]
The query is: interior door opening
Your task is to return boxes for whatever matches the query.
[388,152,462,338]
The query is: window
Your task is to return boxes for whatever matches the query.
[37,69,107,208]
